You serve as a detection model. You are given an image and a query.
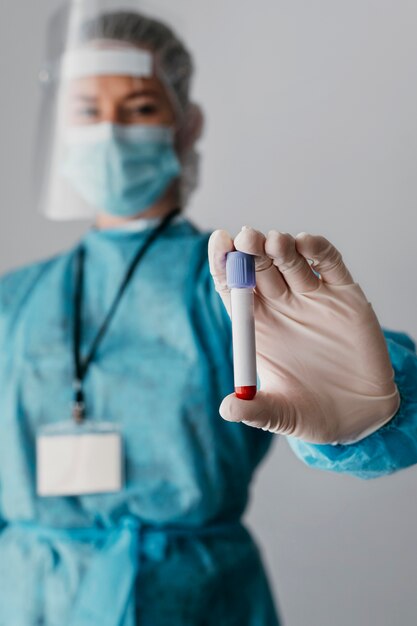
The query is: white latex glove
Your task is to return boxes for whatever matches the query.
[208,227,400,444]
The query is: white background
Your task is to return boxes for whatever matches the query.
[1,1,417,624]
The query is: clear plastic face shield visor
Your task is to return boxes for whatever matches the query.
[36,0,198,221]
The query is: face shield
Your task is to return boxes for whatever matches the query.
[36,0,199,220]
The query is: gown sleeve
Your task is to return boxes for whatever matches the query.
[287,329,417,479]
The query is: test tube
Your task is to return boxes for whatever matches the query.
[226,251,257,400]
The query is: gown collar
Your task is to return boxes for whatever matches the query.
[86,214,186,238]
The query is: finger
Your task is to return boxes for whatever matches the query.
[208,230,234,312]
[265,231,320,293]
[295,233,354,286]
[233,226,288,299]
[219,391,294,435]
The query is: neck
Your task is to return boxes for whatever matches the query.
[95,189,179,230]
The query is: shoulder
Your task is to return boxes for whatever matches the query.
[0,249,73,316]
[166,218,211,253]
[161,218,213,280]
[186,224,231,334]
[174,219,213,279]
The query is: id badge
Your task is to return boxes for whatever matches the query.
[36,421,124,497]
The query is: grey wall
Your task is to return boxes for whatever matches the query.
[1,1,417,625]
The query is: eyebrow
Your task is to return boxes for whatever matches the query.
[123,89,161,101]
[72,95,98,103]
[72,89,161,103]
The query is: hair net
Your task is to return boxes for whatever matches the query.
[78,10,194,115]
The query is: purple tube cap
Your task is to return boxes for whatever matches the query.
[226,251,256,289]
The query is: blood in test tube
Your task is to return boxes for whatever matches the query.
[226,251,257,400]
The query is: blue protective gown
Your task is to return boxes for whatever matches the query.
[2,217,417,625]
[0,218,279,626]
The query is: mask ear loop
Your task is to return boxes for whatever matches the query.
[151,54,204,210]
[175,103,204,207]
[150,47,198,140]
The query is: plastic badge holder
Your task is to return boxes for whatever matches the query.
[36,421,123,497]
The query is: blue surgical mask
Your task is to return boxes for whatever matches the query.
[61,123,181,217]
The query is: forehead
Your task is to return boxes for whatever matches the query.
[67,74,168,99]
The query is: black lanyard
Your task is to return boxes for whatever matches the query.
[72,208,181,424]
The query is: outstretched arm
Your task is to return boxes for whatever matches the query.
[288,330,417,479]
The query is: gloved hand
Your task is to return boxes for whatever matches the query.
[208,227,400,444]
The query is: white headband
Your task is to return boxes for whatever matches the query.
[61,48,153,80]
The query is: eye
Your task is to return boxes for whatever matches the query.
[73,106,99,119]
[67,99,100,126]
[137,104,158,115]
[122,100,161,121]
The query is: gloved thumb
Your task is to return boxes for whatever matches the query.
[219,391,294,435]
